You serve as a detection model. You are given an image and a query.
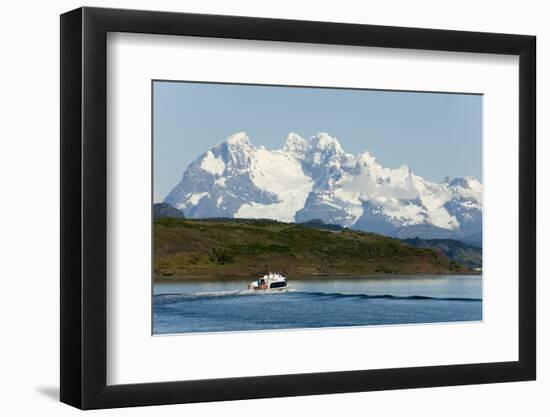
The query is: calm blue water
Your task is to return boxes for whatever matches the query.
[153,275,482,334]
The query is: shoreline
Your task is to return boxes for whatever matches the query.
[154,271,482,283]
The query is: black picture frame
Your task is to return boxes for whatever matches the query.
[60,6,536,410]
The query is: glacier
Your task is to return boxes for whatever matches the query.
[164,132,482,241]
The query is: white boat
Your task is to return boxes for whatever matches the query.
[248,272,289,291]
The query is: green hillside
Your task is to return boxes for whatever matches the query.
[154,218,474,280]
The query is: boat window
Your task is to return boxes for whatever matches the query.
[269,281,287,289]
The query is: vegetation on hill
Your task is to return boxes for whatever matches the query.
[299,218,344,231]
[154,218,474,280]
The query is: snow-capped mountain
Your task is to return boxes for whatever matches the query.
[164,132,483,240]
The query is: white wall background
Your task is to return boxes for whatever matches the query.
[0,0,546,415]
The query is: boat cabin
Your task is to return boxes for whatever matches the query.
[248,273,289,291]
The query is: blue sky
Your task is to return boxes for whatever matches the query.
[153,81,482,202]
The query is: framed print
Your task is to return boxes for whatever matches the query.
[60,7,536,409]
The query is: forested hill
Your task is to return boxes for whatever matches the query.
[154,218,474,280]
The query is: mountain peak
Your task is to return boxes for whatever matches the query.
[356,151,377,166]
[398,164,412,176]
[445,176,482,190]
[165,131,483,241]
[284,132,309,154]
[310,132,343,153]
[225,131,251,147]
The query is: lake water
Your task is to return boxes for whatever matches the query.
[153,275,482,335]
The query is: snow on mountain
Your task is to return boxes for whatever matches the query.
[235,139,313,222]
[443,176,483,237]
[164,132,483,240]
[200,151,225,176]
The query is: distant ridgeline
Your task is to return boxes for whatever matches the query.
[402,237,482,269]
[163,132,483,243]
[153,202,185,219]
[153,216,477,280]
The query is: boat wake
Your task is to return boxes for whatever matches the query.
[300,291,481,302]
[154,289,480,302]
[155,289,291,299]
